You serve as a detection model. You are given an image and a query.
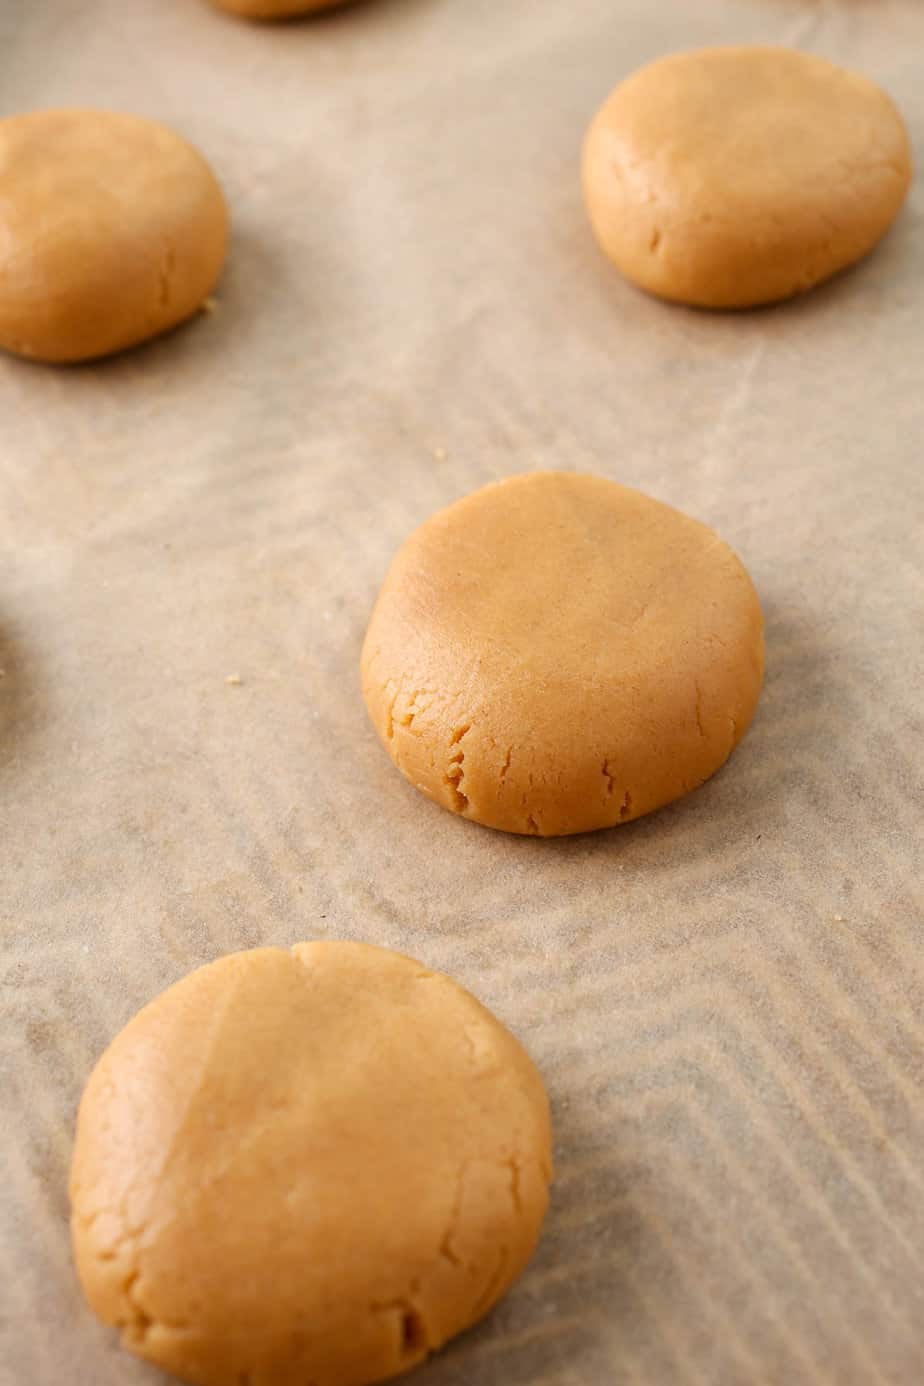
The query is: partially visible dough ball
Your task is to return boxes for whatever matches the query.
[362,472,764,837]
[209,0,352,18]
[70,941,552,1386]
[582,46,912,308]
[0,109,228,362]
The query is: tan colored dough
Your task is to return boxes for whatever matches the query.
[70,941,552,1386]
[582,46,912,308]
[362,472,764,837]
[0,109,228,363]
[209,0,352,18]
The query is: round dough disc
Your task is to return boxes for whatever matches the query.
[582,46,912,308]
[209,0,352,18]
[0,109,228,362]
[362,472,764,837]
[70,941,552,1386]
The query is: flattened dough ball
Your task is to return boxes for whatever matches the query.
[0,109,228,362]
[70,941,552,1386]
[209,0,352,18]
[582,46,912,308]
[362,472,764,837]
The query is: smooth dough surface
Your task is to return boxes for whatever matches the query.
[0,109,228,362]
[582,45,912,308]
[362,472,764,837]
[209,0,352,18]
[70,941,552,1386]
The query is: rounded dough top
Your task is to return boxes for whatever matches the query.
[70,941,552,1386]
[582,45,912,307]
[0,108,228,362]
[362,472,764,836]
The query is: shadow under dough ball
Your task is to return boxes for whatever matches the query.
[0,109,228,363]
[582,45,912,308]
[209,0,354,18]
[70,941,552,1386]
[362,472,765,837]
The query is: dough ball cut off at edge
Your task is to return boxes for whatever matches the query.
[361,471,765,836]
[209,0,354,19]
[70,940,552,1386]
[0,108,228,363]
[582,45,912,308]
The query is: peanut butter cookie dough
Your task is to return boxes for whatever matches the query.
[0,109,228,362]
[70,942,552,1386]
[582,46,911,308]
[209,0,352,18]
[362,472,764,836]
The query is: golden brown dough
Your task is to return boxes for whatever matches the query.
[70,941,552,1386]
[209,0,352,18]
[582,46,912,308]
[362,472,764,836]
[0,109,228,362]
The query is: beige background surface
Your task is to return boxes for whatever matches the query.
[1,1,922,1383]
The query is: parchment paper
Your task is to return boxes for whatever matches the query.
[1,1,922,1383]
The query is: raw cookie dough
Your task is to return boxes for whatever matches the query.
[70,941,552,1386]
[362,472,764,837]
[0,109,228,362]
[209,0,352,18]
[582,46,912,308]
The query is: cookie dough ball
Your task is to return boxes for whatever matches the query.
[582,46,912,308]
[0,109,228,362]
[209,0,351,18]
[362,472,764,837]
[70,942,552,1386]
